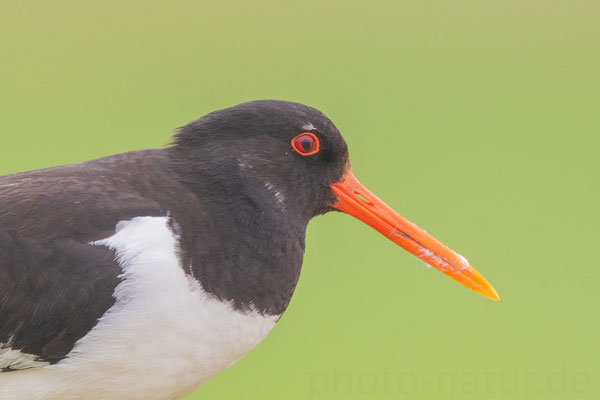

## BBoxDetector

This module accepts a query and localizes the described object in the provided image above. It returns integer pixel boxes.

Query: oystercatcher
[0,100,498,399]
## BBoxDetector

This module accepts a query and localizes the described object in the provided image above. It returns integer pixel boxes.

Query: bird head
[171,100,499,300]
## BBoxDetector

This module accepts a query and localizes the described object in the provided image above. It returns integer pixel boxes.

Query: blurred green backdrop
[1,0,598,399]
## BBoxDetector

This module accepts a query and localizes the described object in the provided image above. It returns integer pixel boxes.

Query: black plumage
[0,100,349,367]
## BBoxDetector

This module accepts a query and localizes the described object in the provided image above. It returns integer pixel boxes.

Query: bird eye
[291,133,320,156]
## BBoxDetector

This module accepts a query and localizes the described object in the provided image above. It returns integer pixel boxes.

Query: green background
[1,1,598,399]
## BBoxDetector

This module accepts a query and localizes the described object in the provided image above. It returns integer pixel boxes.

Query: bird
[0,100,499,399]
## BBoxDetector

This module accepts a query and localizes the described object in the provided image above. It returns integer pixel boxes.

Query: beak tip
[482,286,501,301]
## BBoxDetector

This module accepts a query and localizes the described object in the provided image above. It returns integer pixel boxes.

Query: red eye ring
[291,132,320,156]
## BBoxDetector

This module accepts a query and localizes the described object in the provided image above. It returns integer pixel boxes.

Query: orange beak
[330,171,499,301]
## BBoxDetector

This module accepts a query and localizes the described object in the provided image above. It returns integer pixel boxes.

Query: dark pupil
[301,138,312,151]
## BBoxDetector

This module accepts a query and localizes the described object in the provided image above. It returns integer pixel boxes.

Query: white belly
[0,217,278,400]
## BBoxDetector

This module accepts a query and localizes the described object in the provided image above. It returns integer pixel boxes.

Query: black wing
[0,150,171,371]
[0,229,121,369]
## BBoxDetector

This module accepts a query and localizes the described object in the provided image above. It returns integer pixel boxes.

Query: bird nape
[0,100,498,400]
